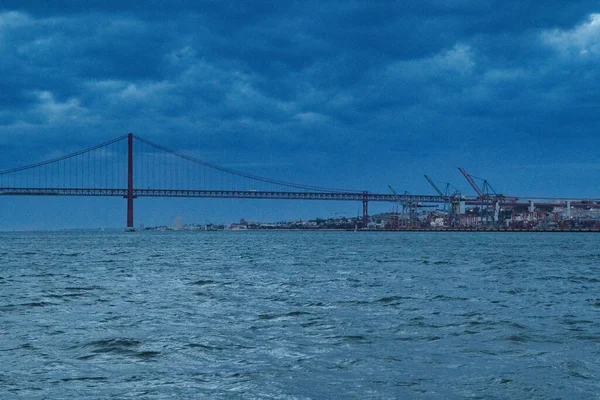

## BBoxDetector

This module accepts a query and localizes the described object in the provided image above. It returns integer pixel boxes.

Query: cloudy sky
[1,1,600,229]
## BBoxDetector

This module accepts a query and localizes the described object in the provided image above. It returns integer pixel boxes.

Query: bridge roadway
[4,187,600,228]
[0,187,449,203]
[5,188,600,208]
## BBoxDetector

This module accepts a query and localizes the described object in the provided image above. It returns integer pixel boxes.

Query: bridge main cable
[0,135,129,175]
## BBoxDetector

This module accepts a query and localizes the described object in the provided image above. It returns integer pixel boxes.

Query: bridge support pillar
[126,133,135,231]
[362,191,368,226]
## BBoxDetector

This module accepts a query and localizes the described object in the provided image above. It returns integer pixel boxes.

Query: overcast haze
[1,1,600,229]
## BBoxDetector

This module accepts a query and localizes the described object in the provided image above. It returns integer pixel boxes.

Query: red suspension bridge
[0,133,447,230]
[1,133,598,230]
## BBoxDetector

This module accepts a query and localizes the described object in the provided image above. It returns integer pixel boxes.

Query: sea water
[1,231,599,399]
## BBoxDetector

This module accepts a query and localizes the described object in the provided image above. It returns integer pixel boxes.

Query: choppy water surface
[1,231,599,399]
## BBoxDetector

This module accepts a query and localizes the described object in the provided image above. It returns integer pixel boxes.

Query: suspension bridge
[0,133,447,230]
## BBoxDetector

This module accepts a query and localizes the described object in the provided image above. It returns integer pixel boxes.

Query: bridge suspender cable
[133,135,360,193]
[0,133,363,193]
[0,135,130,175]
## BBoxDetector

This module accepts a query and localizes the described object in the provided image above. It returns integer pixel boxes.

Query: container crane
[424,175,464,227]
[388,185,419,228]
[424,175,463,199]
[458,168,484,199]
[424,175,444,197]
[457,168,503,225]
[424,174,449,214]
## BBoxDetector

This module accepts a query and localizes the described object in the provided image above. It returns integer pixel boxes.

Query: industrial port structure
[381,168,600,231]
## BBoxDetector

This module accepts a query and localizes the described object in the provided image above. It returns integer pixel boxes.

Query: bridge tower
[362,191,369,226]
[126,133,135,231]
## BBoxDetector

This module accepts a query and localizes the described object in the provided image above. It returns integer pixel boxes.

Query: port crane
[457,168,503,225]
[458,168,484,199]
[424,175,462,200]
[424,175,444,197]
[424,175,462,226]
[388,185,419,227]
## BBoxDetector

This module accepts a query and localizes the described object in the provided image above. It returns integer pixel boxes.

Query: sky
[1,1,600,229]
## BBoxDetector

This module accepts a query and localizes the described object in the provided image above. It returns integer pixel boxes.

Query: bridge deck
[4,188,598,207]
[0,187,449,203]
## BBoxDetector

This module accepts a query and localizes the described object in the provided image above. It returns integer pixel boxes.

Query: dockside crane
[386,185,401,229]
[458,168,484,199]
[424,175,462,226]
[424,175,462,200]
[388,185,419,228]
[424,175,444,197]
[387,184,400,213]
[424,174,448,214]
[457,168,502,226]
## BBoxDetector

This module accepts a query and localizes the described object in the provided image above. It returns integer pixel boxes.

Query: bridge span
[0,186,449,228]
[0,187,445,203]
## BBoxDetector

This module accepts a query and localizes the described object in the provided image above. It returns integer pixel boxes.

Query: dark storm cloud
[1,1,599,194]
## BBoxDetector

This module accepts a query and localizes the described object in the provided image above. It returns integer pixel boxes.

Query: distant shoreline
[355,228,600,233]
[142,227,600,233]
[2,228,599,234]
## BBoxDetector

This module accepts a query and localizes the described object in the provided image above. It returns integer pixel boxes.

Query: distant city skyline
[1,2,600,230]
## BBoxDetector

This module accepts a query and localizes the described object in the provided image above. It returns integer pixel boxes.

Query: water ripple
[1,231,599,399]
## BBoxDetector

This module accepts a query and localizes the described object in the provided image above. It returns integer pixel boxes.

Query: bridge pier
[126,133,135,231]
